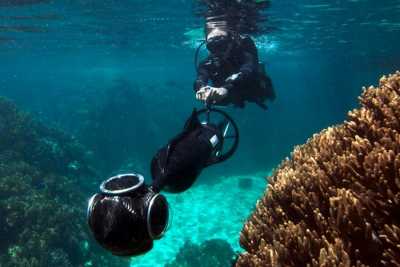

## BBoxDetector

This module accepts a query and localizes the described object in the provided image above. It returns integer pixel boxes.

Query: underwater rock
[166,239,236,267]
[0,97,128,267]
[237,71,400,266]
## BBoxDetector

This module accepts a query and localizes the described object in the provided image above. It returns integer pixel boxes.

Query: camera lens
[100,173,144,195]
[147,194,169,239]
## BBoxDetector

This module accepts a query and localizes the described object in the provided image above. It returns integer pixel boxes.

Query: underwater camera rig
[87,108,239,256]
[151,107,239,192]
[87,173,169,256]
[198,107,239,164]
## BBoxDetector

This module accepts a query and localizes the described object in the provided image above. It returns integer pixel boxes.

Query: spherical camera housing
[87,173,169,256]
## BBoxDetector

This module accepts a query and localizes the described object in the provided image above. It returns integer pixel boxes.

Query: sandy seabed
[130,171,270,267]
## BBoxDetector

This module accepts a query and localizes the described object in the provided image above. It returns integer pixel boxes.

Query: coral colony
[237,72,400,266]
[0,97,128,267]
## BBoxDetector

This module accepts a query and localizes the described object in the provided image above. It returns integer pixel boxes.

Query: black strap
[194,40,207,73]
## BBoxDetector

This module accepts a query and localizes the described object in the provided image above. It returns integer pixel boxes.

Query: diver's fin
[258,63,276,102]
[264,76,276,101]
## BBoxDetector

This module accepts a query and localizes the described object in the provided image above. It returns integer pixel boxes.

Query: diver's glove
[195,86,211,101]
[208,87,228,104]
[196,86,228,104]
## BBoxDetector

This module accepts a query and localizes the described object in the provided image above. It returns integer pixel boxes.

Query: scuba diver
[194,23,275,109]
[194,0,275,109]
[87,108,239,256]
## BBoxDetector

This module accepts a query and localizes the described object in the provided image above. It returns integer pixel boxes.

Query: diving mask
[206,35,233,55]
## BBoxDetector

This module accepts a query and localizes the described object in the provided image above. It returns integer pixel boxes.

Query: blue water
[0,0,399,266]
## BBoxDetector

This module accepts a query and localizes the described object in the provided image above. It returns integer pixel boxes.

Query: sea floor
[130,171,270,267]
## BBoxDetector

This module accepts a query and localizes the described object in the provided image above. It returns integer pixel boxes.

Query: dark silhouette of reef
[166,239,236,267]
[237,71,400,266]
[78,79,156,175]
[0,97,128,267]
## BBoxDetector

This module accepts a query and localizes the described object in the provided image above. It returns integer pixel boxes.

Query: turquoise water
[131,172,269,267]
[0,0,399,266]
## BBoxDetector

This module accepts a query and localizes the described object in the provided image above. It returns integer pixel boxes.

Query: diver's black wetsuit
[194,34,272,108]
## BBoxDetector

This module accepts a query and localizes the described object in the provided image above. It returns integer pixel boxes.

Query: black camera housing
[87,173,169,256]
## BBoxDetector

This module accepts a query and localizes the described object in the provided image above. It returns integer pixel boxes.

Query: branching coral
[237,71,400,267]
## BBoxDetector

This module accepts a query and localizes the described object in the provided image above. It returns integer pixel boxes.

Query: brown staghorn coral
[237,71,400,267]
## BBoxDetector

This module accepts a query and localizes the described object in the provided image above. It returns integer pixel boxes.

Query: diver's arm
[239,51,258,79]
[194,60,211,92]
[223,51,258,91]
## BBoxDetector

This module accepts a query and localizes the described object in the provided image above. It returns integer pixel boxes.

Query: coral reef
[0,96,92,178]
[165,239,236,267]
[0,97,128,267]
[237,72,400,266]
